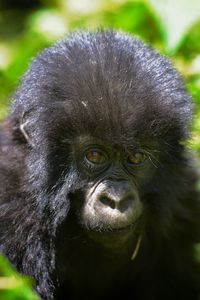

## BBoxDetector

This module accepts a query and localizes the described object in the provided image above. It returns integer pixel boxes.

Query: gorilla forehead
[13,30,191,142]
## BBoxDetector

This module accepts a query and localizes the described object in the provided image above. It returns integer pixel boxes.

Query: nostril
[99,196,116,209]
[119,197,134,212]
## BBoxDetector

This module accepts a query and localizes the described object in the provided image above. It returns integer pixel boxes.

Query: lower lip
[90,223,135,234]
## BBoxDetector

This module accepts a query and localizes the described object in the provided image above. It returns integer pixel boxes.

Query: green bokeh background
[0,0,199,299]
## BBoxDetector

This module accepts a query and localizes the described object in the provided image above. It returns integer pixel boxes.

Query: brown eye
[86,150,107,164]
[127,152,146,165]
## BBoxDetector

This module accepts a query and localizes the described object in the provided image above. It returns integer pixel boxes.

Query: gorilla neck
[55,214,140,298]
[56,231,136,298]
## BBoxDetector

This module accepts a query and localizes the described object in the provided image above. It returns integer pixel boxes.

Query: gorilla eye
[86,150,107,164]
[127,152,146,165]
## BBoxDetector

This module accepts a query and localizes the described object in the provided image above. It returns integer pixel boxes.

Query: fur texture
[0,30,200,300]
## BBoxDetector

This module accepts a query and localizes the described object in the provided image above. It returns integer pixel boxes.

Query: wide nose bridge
[106,180,131,202]
[98,179,135,211]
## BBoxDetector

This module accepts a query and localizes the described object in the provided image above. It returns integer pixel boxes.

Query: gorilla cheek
[81,180,143,231]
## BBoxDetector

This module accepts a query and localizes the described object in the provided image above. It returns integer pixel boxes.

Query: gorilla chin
[85,228,140,257]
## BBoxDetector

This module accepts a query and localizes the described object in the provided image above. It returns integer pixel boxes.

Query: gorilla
[0,30,200,300]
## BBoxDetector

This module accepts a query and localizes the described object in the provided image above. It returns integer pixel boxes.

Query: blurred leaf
[178,21,200,59]
[149,0,200,52]
[187,76,200,103]
[0,255,39,300]
[103,2,162,44]
[195,243,200,262]
[4,32,50,87]
[28,9,68,40]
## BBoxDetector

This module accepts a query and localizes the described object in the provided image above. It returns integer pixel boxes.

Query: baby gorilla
[0,30,200,300]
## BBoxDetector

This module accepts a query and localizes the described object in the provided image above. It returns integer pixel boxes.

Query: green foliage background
[0,0,199,299]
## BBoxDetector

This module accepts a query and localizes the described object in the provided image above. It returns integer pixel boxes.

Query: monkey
[0,30,200,300]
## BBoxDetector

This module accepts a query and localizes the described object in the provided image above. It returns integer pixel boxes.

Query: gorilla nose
[85,180,142,230]
[99,194,134,212]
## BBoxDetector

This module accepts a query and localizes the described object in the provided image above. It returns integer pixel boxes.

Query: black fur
[0,30,200,300]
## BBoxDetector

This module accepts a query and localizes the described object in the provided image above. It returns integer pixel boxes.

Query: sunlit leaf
[149,0,200,52]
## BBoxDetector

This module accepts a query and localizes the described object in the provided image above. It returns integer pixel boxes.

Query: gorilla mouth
[89,221,136,234]
[86,222,142,260]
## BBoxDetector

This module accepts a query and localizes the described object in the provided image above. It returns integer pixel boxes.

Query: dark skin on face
[70,136,148,247]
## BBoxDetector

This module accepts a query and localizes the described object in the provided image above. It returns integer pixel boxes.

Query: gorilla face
[34,126,159,251]
[72,137,143,232]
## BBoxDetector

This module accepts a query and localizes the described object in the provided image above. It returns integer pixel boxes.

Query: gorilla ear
[20,112,34,147]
